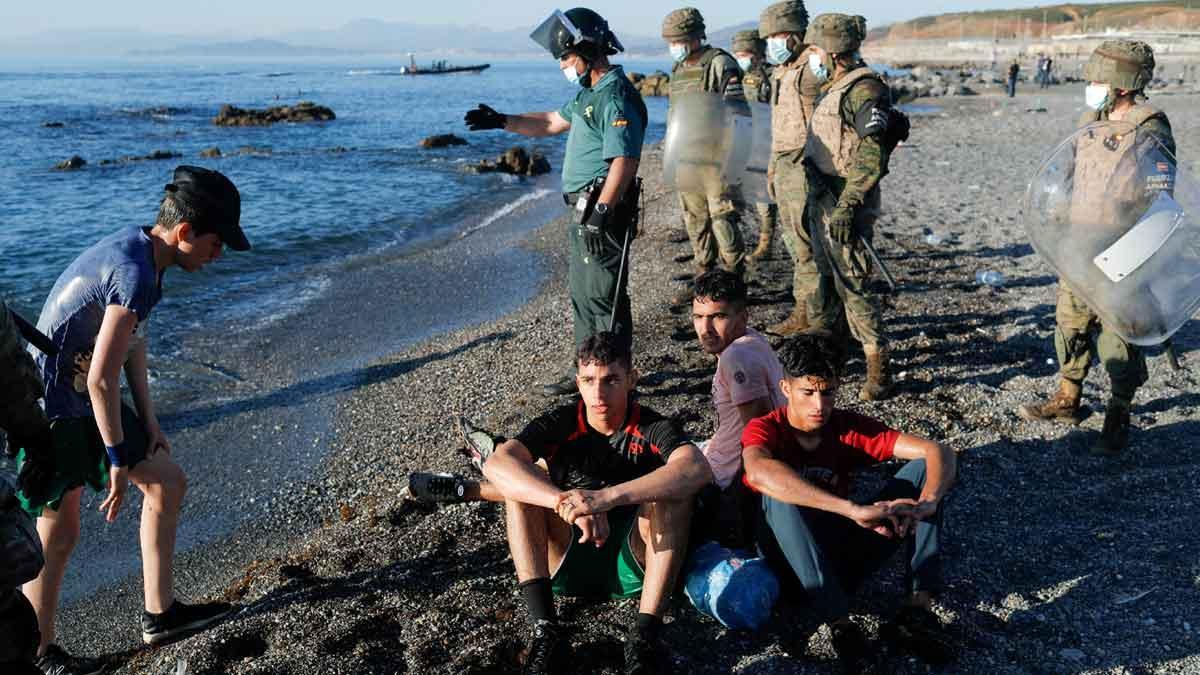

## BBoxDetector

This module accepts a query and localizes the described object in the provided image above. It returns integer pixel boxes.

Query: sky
[0,1,1149,39]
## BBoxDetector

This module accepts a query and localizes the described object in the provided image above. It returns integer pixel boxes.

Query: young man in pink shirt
[689,269,785,546]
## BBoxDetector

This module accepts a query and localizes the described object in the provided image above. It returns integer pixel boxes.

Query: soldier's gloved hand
[464,104,507,131]
[581,207,608,256]
[828,207,857,245]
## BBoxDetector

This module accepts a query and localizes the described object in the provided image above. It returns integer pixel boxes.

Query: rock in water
[214,102,336,127]
[467,147,551,177]
[637,71,670,97]
[419,134,468,149]
[54,156,86,170]
[200,147,222,158]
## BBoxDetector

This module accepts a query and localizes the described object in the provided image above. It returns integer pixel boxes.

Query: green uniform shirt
[558,65,648,193]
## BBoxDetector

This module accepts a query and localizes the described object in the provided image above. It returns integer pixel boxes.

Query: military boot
[860,347,893,402]
[766,307,809,337]
[670,266,711,306]
[747,226,773,262]
[1090,398,1132,457]
[1016,379,1084,425]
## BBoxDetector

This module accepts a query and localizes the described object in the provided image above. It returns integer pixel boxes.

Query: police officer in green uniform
[0,301,51,674]
[465,8,646,397]
[758,0,829,337]
[1017,40,1174,456]
[662,7,748,298]
[804,14,897,401]
[731,28,779,267]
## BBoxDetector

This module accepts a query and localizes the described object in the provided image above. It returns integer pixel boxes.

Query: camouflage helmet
[1084,40,1156,91]
[759,1,809,37]
[806,13,867,54]
[662,7,706,41]
[731,29,763,55]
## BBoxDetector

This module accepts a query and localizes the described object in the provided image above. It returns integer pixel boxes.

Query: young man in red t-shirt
[742,332,957,670]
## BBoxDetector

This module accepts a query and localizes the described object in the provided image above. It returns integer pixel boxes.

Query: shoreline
[57,90,1200,674]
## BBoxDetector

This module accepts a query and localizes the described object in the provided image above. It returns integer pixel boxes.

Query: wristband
[105,440,129,467]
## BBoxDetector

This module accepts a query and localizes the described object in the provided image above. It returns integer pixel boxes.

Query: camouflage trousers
[807,185,886,350]
[1055,284,1147,401]
[755,202,778,240]
[773,154,827,316]
[679,189,745,272]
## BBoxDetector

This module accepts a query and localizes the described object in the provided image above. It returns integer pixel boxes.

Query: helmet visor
[530,9,583,59]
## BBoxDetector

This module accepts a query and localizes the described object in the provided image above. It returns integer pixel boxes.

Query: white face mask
[1085,83,1111,110]
[736,56,753,72]
[766,36,792,65]
[562,57,584,86]
[669,43,690,63]
[808,52,830,83]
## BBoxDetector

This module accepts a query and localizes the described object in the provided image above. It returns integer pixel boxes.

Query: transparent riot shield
[1023,121,1200,345]
[662,92,753,195]
[738,101,773,203]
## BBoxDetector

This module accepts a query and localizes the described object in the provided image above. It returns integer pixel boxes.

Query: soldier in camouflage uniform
[0,300,50,674]
[1017,40,1174,457]
[757,1,833,337]
[663,7,748,296]
[731,29,779,267]
[803,14,897,401]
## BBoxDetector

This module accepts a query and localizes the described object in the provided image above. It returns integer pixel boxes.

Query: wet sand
[56,87,1200,674]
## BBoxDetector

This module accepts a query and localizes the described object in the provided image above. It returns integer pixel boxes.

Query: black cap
[165,165,250,251]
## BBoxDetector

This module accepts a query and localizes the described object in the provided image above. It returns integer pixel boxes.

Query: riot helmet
[531,8,624,60]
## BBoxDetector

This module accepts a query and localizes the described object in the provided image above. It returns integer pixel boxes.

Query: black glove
[580,206,609,256]
[464,104,507,131]
[828,207,857,246]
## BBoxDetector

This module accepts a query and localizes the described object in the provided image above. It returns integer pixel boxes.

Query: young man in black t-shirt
[482,332,711,675]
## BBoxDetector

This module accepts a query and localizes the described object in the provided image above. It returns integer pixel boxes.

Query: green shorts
[16,404,149,516]
[551,505,645,599]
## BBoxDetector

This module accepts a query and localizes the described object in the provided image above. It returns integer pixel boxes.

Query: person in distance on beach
[802,13,903,401]
[483,332,709,675]
[1016,40,1175,457]
[662,7,749,304]
[464,8,647,398]
[16,166,249,674]
[742,332,957,671]
[687,269,785,547]
[730,29,780,273]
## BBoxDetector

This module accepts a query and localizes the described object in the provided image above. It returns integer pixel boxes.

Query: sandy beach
[53,85,1200,674]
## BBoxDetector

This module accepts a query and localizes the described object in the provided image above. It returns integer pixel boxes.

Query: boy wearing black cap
[17,166,249,673]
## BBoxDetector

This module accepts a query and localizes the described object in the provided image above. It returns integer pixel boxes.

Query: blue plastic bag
[683,541,779,630]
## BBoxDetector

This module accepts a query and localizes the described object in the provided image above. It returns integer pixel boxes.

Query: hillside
[872,1,1200,42]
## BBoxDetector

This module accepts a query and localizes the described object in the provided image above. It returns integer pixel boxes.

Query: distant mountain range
[873,1,1200,42]
[0,17,771,60]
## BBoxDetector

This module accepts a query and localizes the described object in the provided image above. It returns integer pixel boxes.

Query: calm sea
[0,58,670,362]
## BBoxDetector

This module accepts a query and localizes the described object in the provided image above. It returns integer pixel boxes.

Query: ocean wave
[459,188,556,239]
[261,72,296,78]
[346,70,403,77]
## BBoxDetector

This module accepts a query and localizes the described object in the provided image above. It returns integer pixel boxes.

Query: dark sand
[53,87,1200,674]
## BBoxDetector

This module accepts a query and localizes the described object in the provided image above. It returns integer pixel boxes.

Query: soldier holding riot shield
[1017,41,1177,456]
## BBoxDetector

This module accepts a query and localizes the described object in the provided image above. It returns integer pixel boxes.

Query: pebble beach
[50,85,1200,675]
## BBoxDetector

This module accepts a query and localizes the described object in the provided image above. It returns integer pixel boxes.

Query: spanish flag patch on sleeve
[612,117,629,128]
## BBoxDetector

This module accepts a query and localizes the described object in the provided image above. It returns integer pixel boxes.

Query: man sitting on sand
[405,270,781,553]
[742,332,957,671]
[689,269,786,546]
[17,166,248,674]
[480,332,709,675]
